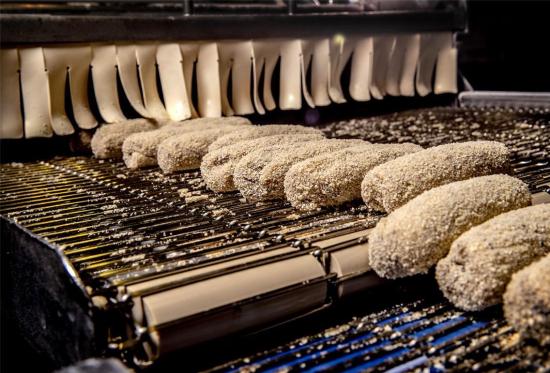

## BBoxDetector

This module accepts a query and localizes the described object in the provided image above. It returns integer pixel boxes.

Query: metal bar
[1,9,466,44]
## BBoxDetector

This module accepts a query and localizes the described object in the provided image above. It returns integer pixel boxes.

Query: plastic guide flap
[299,39,315,109]
[0,33,457,138]
[399,33,421,97]
[434,33,458,94]
[135,44,169,120]
[156,43,192,121]
[179,43,200,118]
[44,46,97,131]
[416,32,452,96]
[196,42,222,118]
[0,49,23,138]
[279,40,303,110]
[329,34,354,103]
[19,47,54,138]
[116,44,151,118]
[43,46,76,136]
[91,44,126,123]
[386,35,409,96]
[310,38,331,106]
[252,39,279,112]
[349,36,374,102]
[218,41,255,116]
[370,35,395,100]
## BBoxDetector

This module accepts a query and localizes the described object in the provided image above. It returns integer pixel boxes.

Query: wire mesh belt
[1,106,549,370]
[0,159,375,288]
[209,299,549,373]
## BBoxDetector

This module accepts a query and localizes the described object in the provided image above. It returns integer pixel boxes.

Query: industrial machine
[1,1,548,371]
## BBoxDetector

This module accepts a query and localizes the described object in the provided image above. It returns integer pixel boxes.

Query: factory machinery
[1,1,549,371]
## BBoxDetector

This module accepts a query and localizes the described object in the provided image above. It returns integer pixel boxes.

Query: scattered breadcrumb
[185,195,209,204]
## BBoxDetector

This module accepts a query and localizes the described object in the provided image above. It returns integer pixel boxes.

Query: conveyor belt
[0,158,375,287]
[1,106,549,369]
[209,298,549,373]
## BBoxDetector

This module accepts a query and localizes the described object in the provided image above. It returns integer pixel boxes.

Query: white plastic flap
[156,43,192,121]
[218,41,255,115]
[91,44,126,123]
[196,43,222,117]
[279,40,303,110]
[0,49,24,139]
[329,34,353,104]
[399,33,421,97]
[116,44,150,118]
[386,35,408,96]
[300,39,315,109]
[42,48,76,135]
[218,42,234,116]
[416,33,445,97]
[67,47,97,129]
[310,38,331,106]
[253,40,279,112]
[370,35,395,100]
[179,43,200,118]
[250,41,265,115]
[434,33,458,94]
[135,44,169,119]
[44,46,97,131]
[349,37,374,102]
[19,47,54,138]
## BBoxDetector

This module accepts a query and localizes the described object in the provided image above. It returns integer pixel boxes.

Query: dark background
[459,0,550,92]
[1,1,549,372]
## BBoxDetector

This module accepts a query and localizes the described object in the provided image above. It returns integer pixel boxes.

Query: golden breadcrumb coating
[369,175,531,279]
[504,254,550,346]
[284,143,422,211]
[436,204,550,311]
[362,141,511,212]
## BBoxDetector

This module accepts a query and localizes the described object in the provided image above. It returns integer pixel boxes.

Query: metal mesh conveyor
[1,106,549,369]
[209,299,550,373]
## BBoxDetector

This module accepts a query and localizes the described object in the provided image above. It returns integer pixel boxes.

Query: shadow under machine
[1,1,549,372]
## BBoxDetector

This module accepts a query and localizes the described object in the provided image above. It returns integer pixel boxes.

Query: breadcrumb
[504,254,550,346]
[201,133,325,192]
[235,139,368,201]
[436,204,550,311]
[122,117,250,169]
[208,125,324,152]
[284,143,422,211]
[362,141,511,212]
[91,118,159,159]
[368,175,531,279]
